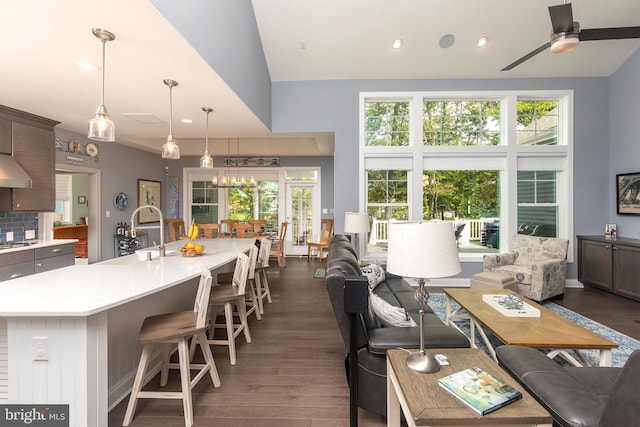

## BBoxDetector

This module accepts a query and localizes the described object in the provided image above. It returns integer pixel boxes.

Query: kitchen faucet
[130,205,165,256]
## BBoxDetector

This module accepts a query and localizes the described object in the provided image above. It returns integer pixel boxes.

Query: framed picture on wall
[137,179,162,223]
[616,172,640,215]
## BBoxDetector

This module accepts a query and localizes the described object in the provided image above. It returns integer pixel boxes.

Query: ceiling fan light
[550,22,580,54]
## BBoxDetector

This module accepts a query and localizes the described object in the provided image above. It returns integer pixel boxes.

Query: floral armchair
[483,234,569,301]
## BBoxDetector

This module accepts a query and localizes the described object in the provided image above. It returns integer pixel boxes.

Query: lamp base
[406,351,441,374]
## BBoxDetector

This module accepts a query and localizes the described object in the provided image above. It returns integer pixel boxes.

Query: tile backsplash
[0,212,39,243]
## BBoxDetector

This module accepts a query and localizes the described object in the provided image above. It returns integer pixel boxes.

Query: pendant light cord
[100,39,106,105]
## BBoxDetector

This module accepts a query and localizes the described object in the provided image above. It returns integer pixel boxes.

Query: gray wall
[610,49,640,238]
[55,129,166,260]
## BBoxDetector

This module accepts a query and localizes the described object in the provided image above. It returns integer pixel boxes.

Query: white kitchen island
[0,238,254,427]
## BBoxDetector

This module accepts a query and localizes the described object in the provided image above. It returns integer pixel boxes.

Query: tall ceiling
[0,0,638,157]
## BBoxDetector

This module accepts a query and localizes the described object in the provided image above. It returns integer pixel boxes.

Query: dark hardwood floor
[109,257,640,426]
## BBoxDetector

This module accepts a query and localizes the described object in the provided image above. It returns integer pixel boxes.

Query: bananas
[187,221,199,240]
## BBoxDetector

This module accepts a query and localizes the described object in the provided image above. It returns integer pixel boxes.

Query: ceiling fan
[502,2,640,71]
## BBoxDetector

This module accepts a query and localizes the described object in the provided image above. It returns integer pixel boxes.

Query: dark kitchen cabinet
[0,105,59,211]
[577,235,640,301]
[34,243,75,273]
[0,243,75,282]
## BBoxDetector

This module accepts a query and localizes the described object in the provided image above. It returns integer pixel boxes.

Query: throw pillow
[361,263,385,291]
[368,292,417,328]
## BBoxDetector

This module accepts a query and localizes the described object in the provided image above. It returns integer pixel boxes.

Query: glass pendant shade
[161,79,180,159]
[88,105,115,142]
[162,136,180,160]
[88,28,115,142]
[200,107,214,168]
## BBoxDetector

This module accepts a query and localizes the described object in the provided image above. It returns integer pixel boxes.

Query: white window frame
[359,91,574,263]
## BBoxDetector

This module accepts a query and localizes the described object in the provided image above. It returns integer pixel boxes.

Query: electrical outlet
[6,232,13,241]
[33,337,48,361]
[26,230,35,240]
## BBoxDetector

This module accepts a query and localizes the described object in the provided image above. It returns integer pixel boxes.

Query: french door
[285,183,320,256]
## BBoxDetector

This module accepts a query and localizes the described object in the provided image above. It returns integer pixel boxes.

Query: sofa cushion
[368,292,417,327]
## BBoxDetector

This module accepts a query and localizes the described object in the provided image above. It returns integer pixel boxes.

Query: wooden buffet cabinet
[54,225,88,258]
[577,235,640,301]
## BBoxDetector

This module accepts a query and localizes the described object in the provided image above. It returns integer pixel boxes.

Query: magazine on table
[438,367,522,415]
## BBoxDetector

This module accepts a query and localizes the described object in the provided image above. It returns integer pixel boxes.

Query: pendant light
[200,107,214,168]
[88,28,116,142]
[161,79,180,159]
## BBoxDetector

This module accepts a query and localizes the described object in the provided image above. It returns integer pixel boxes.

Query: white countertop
[0,239,253,317]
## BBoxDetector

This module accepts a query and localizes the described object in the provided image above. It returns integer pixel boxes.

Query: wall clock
[114,192,129,210]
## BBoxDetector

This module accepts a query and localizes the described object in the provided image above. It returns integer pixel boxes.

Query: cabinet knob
[36,263,42,267]
[52,248,62,253]
[10,273,22,278]
[605,245,610,249]
[613,246,617,251]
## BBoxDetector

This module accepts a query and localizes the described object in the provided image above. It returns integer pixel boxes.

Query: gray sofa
[325,235,470,417]
[496,345,640,427]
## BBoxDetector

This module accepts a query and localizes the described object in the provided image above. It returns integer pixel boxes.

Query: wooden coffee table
[386,348,552,427]
[443,288,617,366]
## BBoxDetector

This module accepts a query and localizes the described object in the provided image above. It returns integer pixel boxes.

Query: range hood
[0,154,32,188]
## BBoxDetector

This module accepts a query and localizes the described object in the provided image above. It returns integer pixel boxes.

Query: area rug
[426,293,639,368]
[313,268,326,279]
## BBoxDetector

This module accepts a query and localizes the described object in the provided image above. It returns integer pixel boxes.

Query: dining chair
[307,218,334,261]
[207,251,252,365]
[164,218,186,242]
[248,219,268,235]
[123,269,220,427]
[198,223,220,238]
[254,238,273,314]
[269,221,288,268]
[220,219,238,238]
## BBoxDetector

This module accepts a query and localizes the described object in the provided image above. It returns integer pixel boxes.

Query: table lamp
[386,221,461,373]
[344,212,370,257]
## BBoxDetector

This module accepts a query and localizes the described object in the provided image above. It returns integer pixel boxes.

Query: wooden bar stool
[165,218,186,242]
[269,221,288,268]
[215,245,261,321]
[254,238,273,314]
[208,251,251,365]
[123,269,220,427]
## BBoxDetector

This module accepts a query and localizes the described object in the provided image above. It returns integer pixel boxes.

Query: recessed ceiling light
[476,36,489,48]
[439,34,455,49]
[181,119,192,124]
[392,38,404,49]
[76,61,98,71]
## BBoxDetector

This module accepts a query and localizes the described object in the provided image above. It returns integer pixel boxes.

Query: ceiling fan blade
[579,27,640,41]
[501,42,551,71]
[549,3,574,33]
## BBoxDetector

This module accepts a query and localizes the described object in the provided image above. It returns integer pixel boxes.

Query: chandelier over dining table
[211,138,256,189]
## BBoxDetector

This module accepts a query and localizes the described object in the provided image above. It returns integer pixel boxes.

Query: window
[55,174,72,223]
[191,181,219,224]
[516,100,559,145]
[366,170,409,221]
[360,91,572,261]
[227,180,279,230]
[517,171,558,237]
[423,101,500,146]
[364,101,410,146]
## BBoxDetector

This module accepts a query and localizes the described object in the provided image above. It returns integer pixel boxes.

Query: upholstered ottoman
[470,271,519,292]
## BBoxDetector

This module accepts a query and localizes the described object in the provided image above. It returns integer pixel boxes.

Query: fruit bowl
[180,243,205,257]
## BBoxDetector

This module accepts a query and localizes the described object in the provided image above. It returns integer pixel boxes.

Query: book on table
[438,367,522,415]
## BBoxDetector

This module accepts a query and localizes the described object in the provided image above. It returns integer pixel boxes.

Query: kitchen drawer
[0,249,34,265]
[35,243,75,260]
[0,261,34,281]
[34,254,74,273]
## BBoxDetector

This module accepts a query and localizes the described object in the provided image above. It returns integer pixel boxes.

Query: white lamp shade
[386,221,461,279]
[344,212,370,233]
